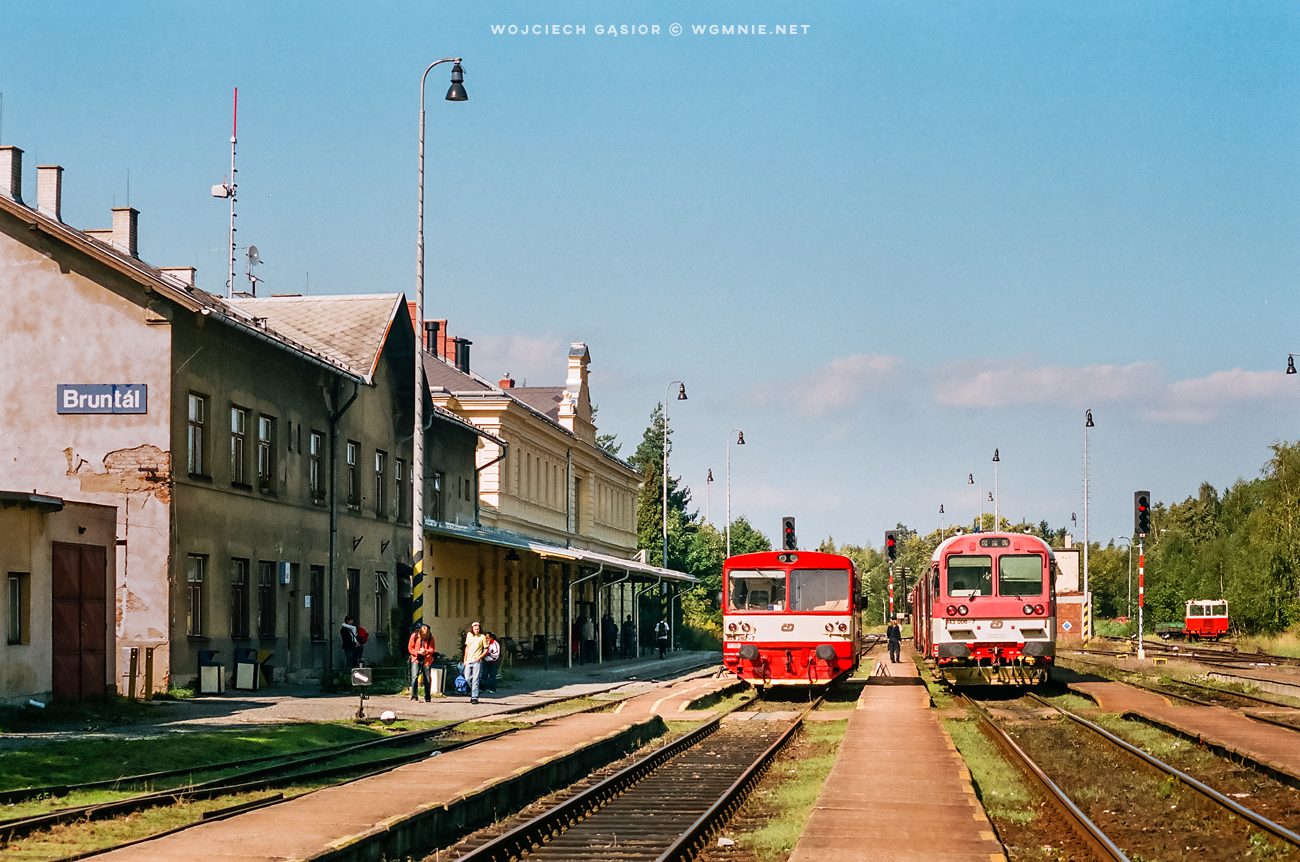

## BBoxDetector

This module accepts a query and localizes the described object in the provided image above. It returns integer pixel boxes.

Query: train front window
[727,570,787,611]
[998,555,1044,597]
[790,569,850,611]
[947,556,992,597]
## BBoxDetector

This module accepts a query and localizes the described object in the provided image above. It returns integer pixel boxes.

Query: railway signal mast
[1134,491,1151,660]
[884,530,898,621]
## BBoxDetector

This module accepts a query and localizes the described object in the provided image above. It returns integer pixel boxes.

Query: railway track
[0,683,644,845]
[449,696,818,862]
[1082,638,1300,668]
[960,687,1300,861]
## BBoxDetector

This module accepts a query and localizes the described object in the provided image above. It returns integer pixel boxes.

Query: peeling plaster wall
[0,221,173,692]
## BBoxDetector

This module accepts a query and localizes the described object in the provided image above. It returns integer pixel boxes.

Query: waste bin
[429,665,446,696]
[533,634,548,659]
[234,647,260,691]
[198,650,224,694]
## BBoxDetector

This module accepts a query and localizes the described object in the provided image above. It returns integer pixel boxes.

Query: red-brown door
[52,542,108,701]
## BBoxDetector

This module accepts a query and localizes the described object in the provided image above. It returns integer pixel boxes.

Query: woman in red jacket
[408,624,436,701]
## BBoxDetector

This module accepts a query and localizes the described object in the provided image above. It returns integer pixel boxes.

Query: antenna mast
[228,88,238,297]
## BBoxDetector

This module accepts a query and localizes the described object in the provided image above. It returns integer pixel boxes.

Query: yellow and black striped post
[1082,593,1092,642]
[412,547,424,628]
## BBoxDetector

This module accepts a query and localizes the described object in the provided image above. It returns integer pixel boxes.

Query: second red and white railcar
[722,551,860,687]
[913,532,1056,685]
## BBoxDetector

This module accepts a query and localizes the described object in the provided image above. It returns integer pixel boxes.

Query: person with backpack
[655,618,670,659]
[483,631,501,694]
[340,615,365,667]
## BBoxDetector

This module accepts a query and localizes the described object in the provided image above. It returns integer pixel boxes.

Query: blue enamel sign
[57,384,148,414]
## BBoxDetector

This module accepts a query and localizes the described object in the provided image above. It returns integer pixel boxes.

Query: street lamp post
[705,469,713,525]
[939,504,945,540]
[662,381,687,568]
[992,449,1000,531]
[726,429,744,557]
[1083,409,1094,641]
[968,473,983,531]
[413,58,467,631]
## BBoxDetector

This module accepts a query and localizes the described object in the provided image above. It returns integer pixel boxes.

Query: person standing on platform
[483,631,501,693]
[582,615,596,664]
[463,621,487,704]
[886,618,902,663]
[602,613,617,660]
[621,615,635,659]
[340,615,363,667]
[655,618,670,658]
[408,624,435,701]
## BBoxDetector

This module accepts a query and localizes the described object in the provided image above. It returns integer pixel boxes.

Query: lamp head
[676,382,687,400]
[707,469,713,483]
[988,492,994,502]
[1289,355,1297,375]
[939,504,944,514]
[992,448,999,462]
[968,473,974,485]
[445,62,468,101]
[736,430,745,445]
[1085,409,1094,428]
[504,548,520,565]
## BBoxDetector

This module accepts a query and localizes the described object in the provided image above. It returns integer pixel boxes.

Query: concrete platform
[1070,680,1300,783]
[787,650,1006,862]
[89,672,736,862]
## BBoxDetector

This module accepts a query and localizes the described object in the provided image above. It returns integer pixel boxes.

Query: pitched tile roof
[227,294,405,383]
[509,387,566,421]
[423,353,491,392]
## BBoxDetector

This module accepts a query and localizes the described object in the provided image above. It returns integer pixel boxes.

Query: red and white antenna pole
[228,88,238,297]
[1137,539,1145,660]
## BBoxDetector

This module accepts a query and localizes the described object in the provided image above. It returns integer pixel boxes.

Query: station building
[0,144,479,692]
[417,321,694,663]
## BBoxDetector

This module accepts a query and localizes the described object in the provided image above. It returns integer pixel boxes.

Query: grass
[912,656,955,708]
[0,696,165,734]
[1038,692,1097,712]
[0,723,385,792]
[1237,630,1300,659]
[686,688,752,713]
[731,720,848,861]
[943,717,1038,825]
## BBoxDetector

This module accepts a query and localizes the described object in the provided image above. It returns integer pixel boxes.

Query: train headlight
[957,605,968,616]
[946,604,957,616]
[1034,604,1045,615]
[838,622,848,632]
[728,623,737,633]
[824,623,835,633]
[1023,604,1035,615]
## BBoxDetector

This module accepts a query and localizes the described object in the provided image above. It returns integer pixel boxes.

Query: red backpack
[357,626,369,645]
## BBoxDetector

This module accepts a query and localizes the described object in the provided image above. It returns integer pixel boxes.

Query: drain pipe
[567,563,603,669]
[326,378,359,674]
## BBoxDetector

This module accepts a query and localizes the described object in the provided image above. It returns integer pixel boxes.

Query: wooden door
[51,542,108,701]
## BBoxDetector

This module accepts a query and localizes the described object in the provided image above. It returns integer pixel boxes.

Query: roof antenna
[246,245,263,296]
[210,88,238,297]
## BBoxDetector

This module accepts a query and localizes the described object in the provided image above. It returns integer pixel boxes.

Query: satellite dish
[248,245,260,264]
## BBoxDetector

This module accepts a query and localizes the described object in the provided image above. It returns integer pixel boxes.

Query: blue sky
[3,2,1297,549]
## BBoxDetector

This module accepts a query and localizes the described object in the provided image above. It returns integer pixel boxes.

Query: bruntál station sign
[57,384,148,414]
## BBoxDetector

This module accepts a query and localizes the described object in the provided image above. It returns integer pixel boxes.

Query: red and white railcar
[722,551,860,687]
[913,532,1056,685]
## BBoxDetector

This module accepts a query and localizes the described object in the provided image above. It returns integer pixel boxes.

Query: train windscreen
[727,569,787,611]
[997,555,1045,596]
[947,555,992,597]
[790,569,850,611]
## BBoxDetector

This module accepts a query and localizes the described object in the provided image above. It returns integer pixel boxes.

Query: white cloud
[934,357,1161,408]
[470,335,566,385]
[1140,368,1292,424]
[747,353,900,415]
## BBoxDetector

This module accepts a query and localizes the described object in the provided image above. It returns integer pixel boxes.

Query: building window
[309,565,325,641]
[230,406,249,486]
[257,561,276,637]
[8,573,30,645]
[375,572,389,636]
[374,450,387,517]
[433,472,444,523]
[346,441,360,507]
[310,431,325,503]
[258,416,276,492]
[394,458,407,520]
[186,555,206,637]
[346,568,361,622]
[188,394,207,476]
[231,558,250,638]
[433,576,441,618]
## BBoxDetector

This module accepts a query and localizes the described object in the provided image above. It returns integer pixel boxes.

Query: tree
[631,403,694,567]
[591,403,620,456]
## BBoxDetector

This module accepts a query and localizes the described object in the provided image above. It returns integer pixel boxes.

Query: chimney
[111,207,139,257]
[454,338,472,374]
[37,165,63,222]
[0,146,21,202]
[498,374,515,389]
[424,320,441,355]
[433,320,450,360]
[159,266,196,287]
